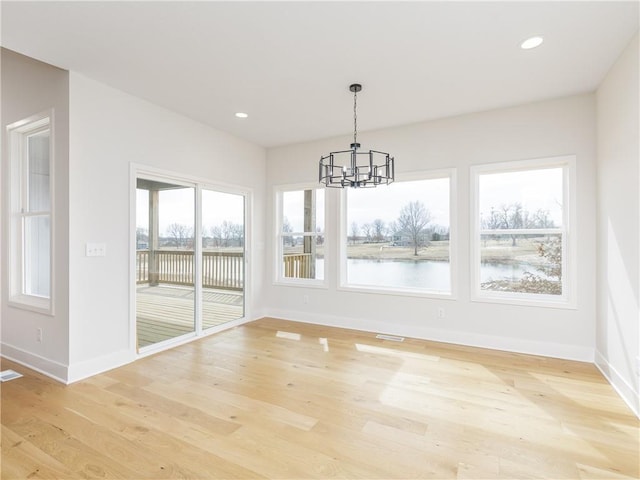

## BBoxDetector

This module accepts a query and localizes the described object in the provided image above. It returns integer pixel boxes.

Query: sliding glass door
[201,189,245,329]
[136,179,196,348]
[135,175,246,351]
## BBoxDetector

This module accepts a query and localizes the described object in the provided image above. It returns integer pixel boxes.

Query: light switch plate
[86,243,106,257]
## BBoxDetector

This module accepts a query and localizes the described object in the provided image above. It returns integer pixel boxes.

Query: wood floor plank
[2,317,639,479]
[1,425,79,479]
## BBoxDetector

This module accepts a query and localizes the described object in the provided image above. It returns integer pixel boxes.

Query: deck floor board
[136,285,243,347]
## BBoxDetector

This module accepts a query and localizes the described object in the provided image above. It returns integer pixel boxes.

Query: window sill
[471,292,576,310]
[8,295,53,316]
[338,283,455,300]
[273,279,328,289]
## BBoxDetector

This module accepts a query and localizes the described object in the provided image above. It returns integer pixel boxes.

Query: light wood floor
[2,318,638,479]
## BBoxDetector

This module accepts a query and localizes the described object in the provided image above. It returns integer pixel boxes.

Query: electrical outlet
[36,328,43,343]
[437,307,445,319]
[303,295,309,304]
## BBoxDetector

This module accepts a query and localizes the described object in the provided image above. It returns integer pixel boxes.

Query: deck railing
[137,250,315,287]
[137,250,244,290]
[283,253,313,278]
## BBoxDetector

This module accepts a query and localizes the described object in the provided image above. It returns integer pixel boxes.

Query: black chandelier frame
[319,84,395,188]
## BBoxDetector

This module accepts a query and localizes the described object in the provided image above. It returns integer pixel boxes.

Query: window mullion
[480,227,563,235]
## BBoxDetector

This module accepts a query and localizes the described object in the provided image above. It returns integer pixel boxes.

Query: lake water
[317,258,537,291]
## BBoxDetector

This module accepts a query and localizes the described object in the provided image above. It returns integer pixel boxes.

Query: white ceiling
[2,1,638,148]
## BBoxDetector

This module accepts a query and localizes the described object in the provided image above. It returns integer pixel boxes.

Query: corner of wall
[66,348,135,384]
[595,32,639,419]
[595,349,640,418]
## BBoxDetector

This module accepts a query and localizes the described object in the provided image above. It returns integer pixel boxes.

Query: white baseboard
[595,350,640,419]
[263,308,595,362]
[1,343,68,383]
[66,349,137,384]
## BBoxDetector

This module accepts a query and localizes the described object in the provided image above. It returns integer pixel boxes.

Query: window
[275,186,325,284]
[8,113,53,312]
[471,156,575,306]
[341,171,454,295]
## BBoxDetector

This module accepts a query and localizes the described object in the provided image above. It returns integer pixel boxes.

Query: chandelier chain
[353,88,358,147]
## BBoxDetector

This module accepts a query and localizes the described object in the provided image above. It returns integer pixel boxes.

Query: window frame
[470,155,576,308]
[338,169,457,298]
[7,111,54,314]
[274,183,327,287]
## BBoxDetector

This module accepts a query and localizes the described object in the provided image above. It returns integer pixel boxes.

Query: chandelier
[319,84,395,188]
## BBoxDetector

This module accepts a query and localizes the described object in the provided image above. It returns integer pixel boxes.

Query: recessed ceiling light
[521,36,544,50]
[235,112,248,118]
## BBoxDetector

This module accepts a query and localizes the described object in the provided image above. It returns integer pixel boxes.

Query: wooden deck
[136,285,243,348]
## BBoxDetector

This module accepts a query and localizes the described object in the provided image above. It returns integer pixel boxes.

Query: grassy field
[283,238,548,264]
[344,241,450,261]
[163,236,550,265]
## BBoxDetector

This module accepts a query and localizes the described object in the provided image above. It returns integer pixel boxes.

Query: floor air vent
[0,370,23,382]
[375,334,405,342]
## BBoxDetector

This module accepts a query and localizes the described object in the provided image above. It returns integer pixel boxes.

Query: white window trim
[274,183,327,287]
[338,168,457,298]
[470,155,577,309]
[7,110,54,315]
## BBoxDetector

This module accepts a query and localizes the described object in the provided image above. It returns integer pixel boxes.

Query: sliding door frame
[129,164,252,357]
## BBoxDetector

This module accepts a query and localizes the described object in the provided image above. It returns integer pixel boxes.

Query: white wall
[66,73,266,381]
[265,94,597,361]
[596,33,639,416]
[1,49,70,380]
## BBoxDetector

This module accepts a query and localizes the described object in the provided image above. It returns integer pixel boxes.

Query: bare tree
[210,222,243,248]
[166,223,192,249]
[481,207,502,230]
[282,217,294,246]
[397,201,431,255]
[349,221,359,245]
[231,223,244,246]
[387,221,399,241]
[210,225,222,247]
[372,219,386,243]
[527,209,555,229]
[482,203,555,246]
[361,223,372,243]
[136,227,148,249]
[221,220,234,247]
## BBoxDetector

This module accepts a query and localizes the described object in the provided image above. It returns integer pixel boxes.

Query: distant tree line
[281,217,324,247]
[208,221,244,248]
[349,200,449,256]
[481,202,555,246]
[136,221,244,249]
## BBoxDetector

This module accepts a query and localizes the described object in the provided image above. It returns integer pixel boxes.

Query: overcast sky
[479,167,563,225]
[347,177,450,228]
[137,167,562,235]
[137,188,244,234]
